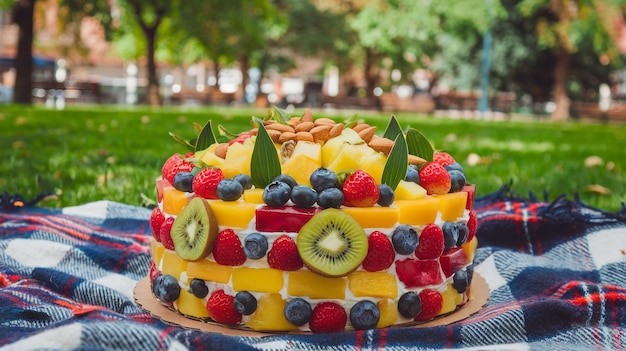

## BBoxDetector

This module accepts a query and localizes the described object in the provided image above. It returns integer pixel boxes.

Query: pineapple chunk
[439,283,462,315]
[281,141,322,186]
[186,259,233,283]
[246,294,298,331]
[377,299,398,328]
[287,270,346,299]
[394,180,427,200]
[348,271,398,298]
[208,200,256,228]
[221,138,255,178]
[395,198,440,225]
[150,238,165,266]
[161,250,188,280]
[243,188,264,204]
[232,268,284,293]
[162,188,189,215]
[326,143,377,174]
[341,206,399,228]
[176,288,210,318]
[437,192,468,221]
[360,152,387,184]
[199,151,225,168]
[321,128,364,164]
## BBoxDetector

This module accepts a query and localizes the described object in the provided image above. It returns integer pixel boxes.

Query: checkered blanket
[0,188,625,351]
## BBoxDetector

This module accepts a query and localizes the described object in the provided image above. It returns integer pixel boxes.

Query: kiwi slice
[297,208,368,277]
[171,197,218,261]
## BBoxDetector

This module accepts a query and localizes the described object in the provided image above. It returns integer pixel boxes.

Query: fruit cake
[147,108,478,333]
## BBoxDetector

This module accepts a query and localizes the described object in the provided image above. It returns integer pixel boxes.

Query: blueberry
[233,291,257,315]
[349,300,380,330]
[317,187,344,209]
[173,172,194,192]
[189,278,209,298]
[309,168,339,192]
[216,178,244,201]
[456,222,469,246]
[152,274,180,302]
[263,181,292,207]
[273,174,297,189]
[233,173,253,190]
[283,298,312,326]
[391,224,419,255]
[290,185,318,208]
[405,165,420,184]
[243,233,268,259]
[452,269,469,293]
[448,170,466,192]
[442,221,459,250]
[445,162,464,173]
[398,291,421,318]
[377,184,395,207]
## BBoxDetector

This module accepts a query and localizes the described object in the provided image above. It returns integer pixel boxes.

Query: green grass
[1,105,625,212]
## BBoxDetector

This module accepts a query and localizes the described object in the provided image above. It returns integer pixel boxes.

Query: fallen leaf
[584,155,603,167]
[585,184,611,195]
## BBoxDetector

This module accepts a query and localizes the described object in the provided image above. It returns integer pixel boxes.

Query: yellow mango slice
[232,268,284,293]
[208,200,256,228]
[281,141,322,186]
[246,294,298,331]
[176,288,210,318]
[348,271,398,298]
[199,151,225,168]
[395,197,440,225]
[161,249,188,279]
[162,188,189,215]
[186,259,233,283]
[462,236,478,263]
[359,152,387,184]
[394,180,427,200]
[221,139,255,178]
[439,283,462,315]
[341,206,399,228]
[437,192,468,221]
[377,299,398,328]
[150,238,165,266]
[243,188,264,204]
[287,270,346,299]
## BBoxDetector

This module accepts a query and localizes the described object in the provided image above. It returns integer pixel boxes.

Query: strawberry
[309,301,347,333]
[159,217,175,250]
[415,224,445,259]
[162,154,195,184]
[228,132,252,145]
[433,151,456,167]
[213,229,246,266]
[149,207,165,242]
[207,290,241,325]
[418,162,451,195]
[414,289,443,321]
[192,167,224,199]
[267,235,303,271]
[362,231,394,272]
[342,169,380,207]
[467,210,477,242]
[149,260,160,283]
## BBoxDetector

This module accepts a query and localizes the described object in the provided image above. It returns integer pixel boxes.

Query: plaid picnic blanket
[0,188,625,351]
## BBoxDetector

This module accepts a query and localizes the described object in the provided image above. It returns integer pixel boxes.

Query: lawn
[1,104,625,212]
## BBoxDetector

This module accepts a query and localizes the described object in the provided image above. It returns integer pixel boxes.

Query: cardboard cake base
[134,273,489,337]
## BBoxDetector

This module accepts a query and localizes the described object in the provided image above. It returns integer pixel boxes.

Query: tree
[10,0,36,104]
[519,0,626,120]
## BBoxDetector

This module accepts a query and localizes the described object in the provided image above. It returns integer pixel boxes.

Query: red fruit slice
[159,217,175,250]
[342,169,380,207]
[267,235,303,271]
[467,210,477,242]
[309,301,347,333]
[207,290,241,325]
[461,184,476,210]
[255,205,321,233]
[149,207,165,242]
[362,231,395,272]
[213,229,247,266]
[395,258,443,288]
[439,248,468,278]
[415,289,443,321]
[415,224,445,260]
[418,162,451,195]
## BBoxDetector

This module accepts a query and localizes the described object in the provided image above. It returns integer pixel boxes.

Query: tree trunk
[144,26,162,107]
[363,48,378,98]
[238,54,249,103]
[551,47,570,121]
[12,0,36,105]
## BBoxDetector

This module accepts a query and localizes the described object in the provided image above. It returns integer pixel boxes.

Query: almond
[214,143,229,159]
[329,123,344,138]
[295,121,315,132]
[408,154,428,166]
[351,123,370,133]
[248,128,258,136]
[314,117,336,126]
[267,129,282,143]
[287,117,301,127]
[368,136,395,155]
[310,124,332,143]
[358,126,377,143]
[295,131,314,142]
[265,122,295,133]
[279,131,297,143]
[301,108,313,123]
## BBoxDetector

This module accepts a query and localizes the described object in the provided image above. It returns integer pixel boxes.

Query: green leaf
[218,124,239,138]
[267,105,288,123]
[169,132,195,152]
[383,115,403,141]
[381,133,408,190]
[251,120,281,188]
[406,128,434,161]
[195,120,217,152]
